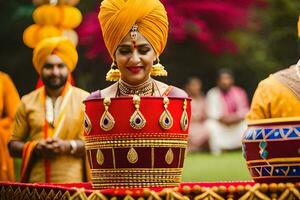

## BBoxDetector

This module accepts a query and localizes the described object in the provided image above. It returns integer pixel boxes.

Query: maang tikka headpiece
[106,24,139,82]
[130,24,138,42]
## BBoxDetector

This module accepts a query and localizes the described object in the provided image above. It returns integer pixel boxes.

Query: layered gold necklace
[117,78,155,96]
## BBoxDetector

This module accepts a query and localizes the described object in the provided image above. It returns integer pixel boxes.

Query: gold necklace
[117,78,155,96]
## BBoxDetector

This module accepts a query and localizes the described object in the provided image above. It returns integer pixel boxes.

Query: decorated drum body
[84,96,191,189]
[242,118,300,183]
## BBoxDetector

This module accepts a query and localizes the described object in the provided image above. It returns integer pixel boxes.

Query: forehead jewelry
[130,24,138,43]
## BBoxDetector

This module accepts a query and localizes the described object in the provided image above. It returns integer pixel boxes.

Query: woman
[83,0,191,189]
[89,0,187,98]
[185,77,210,152]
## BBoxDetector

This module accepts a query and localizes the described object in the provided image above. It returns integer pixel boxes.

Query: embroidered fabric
[273,65,300,100]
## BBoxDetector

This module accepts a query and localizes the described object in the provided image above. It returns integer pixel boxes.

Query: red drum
[84,96,191,189]
[242,117,300,183]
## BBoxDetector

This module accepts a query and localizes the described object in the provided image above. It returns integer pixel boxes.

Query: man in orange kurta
[0,71,20,181]
[8,37,90,183]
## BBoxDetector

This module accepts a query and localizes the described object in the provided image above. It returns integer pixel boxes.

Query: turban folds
[98,0,168,59]
[33,36,78,73]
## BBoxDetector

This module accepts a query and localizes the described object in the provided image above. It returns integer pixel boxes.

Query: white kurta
[206,87,248,154]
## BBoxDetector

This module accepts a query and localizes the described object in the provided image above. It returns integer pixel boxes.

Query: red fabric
[84,97,191,170]
[20,142,38,182]
[84,97,191,136]
[43,120,51,183]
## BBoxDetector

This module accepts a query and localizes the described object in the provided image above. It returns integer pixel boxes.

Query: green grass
[182,151,252,182]
[14,151,252,182]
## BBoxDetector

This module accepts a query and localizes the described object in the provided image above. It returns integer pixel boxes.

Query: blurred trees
[0,0,299,98]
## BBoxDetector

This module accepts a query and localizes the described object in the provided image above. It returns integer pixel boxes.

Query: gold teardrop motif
[84,113,92,135]
[129,110,146,129]
[165,148,174,165]
[159,109,173,130]
[127,147,138,164]
[100,110,115,131]
[180,110,189,131]
[180,99,189,131]
[96,149,105,166]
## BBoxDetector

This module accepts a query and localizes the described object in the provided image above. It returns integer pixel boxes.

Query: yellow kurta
[10,84,89,183]
[0,71,20,181]
[246,76,300,120]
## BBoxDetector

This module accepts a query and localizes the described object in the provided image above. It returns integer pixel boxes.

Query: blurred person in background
[8,37,90,183]
[185,77,210,152]
[247,16,300,120]
[247,60,300,120]
[0,71,20,181]
[206,69,249,155]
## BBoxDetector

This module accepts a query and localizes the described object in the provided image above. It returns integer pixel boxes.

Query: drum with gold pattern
[84,95,191,189]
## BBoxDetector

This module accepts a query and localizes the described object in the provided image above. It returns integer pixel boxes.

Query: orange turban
[98,0,168,59]
[32,36,78,73]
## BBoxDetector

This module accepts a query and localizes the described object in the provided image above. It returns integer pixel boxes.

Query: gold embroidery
[180,99,189,131]
[84,113,92,135]
[85,132,188,140]
[127,147,138,164]
[165,148,174,165]
[178,148,182,168]
[159,97,174,130]
[112,148,116,169]
[99,97,115,131]
[96,149,104,166]
[129,95,146,129]
[88,150,94,169]
[85,139,187,149]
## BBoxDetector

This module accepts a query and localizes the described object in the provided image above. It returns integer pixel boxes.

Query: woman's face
[115,32,156,85]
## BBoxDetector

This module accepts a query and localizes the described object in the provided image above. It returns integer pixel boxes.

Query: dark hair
[186,76,202,85]
[217,68,234,79]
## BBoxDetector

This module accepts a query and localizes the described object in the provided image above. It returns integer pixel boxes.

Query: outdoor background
[1,0,300,96]
[1,0,300,181]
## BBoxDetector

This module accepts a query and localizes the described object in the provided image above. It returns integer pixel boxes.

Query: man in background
[8,36,90,183]
[206,69,249,155]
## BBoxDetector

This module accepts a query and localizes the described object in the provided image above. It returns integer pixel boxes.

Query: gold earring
[151,58,168,77]
[106,62,121,81]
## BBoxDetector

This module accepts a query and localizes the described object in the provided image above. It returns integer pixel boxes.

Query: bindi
[132,41,137,49]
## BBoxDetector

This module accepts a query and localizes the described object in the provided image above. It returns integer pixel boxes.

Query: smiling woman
[115,33,156,86]
[83,0,192,189]
[88,0,187,98]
